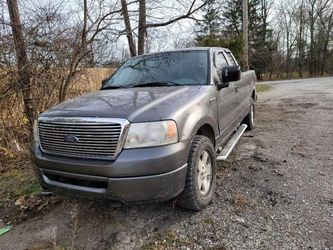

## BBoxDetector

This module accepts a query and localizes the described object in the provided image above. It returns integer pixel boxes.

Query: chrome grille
[38,117,129,160]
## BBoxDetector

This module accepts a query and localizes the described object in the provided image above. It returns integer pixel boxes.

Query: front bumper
[31,140,190,202]
[36,164,187,202]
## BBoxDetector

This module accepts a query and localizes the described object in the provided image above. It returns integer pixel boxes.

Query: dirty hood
[41,86,201,122]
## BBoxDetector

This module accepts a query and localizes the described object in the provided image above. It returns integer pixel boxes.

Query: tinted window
[225,52,237,66]
[103,51,209,88]
[216,52,228,70]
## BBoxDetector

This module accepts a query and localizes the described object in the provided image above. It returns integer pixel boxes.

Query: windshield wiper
[101,85,127,90]
[131,81,184,88]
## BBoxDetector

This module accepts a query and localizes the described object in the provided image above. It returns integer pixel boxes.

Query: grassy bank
[0,167,41,208]
[257,84,272,93]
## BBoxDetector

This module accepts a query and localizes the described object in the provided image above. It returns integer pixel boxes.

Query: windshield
[102,50,209,88]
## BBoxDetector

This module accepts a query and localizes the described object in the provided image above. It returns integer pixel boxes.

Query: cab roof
[133,47,231,58]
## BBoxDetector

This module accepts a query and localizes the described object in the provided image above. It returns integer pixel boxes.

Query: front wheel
[177,135,216,211]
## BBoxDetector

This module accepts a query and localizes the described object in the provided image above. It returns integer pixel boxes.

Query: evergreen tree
[195,0,222,40]
[248,0,275,79]
[222,0,274,78]
[195,0,243,61]
[195,0,275,79]
[223,0,243,36]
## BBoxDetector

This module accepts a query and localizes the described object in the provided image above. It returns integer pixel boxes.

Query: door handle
[235,86,239,94]
[209,97,217,104]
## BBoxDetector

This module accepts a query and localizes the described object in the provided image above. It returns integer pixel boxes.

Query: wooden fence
[75,68,117,91]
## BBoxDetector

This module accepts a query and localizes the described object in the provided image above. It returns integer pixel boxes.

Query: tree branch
[146,0,207,28]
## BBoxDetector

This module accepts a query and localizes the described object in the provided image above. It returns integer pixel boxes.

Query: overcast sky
[6,0,280,60]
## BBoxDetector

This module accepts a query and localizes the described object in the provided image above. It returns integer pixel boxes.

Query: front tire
[244,100,255,131]
[177,135,216,211]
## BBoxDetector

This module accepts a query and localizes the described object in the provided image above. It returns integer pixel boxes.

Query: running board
[216,124,247,161]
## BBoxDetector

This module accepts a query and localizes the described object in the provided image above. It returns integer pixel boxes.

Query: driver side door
[215,51,239,139]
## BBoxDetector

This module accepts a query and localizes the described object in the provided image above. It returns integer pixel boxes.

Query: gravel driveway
[1,77,332,249]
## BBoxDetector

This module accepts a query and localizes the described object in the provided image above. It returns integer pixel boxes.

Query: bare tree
[305,0,330,76]
[318,6,333,75]
[58,0,125,101]
[297,0,306,77]
[58,0,89,101]
[6,0,34,127]
[121,0,207,55]
[243,0,249,71]
[138,0,146,55]
[278,0,298,78]
[121,0,137,57]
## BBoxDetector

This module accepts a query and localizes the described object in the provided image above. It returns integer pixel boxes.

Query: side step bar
[216,124,247,161]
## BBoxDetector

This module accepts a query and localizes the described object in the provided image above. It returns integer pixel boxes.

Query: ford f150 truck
[31,47,257,211]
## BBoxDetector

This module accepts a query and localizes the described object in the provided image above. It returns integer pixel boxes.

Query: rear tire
[177,135,216,211]
[244,99,255,131]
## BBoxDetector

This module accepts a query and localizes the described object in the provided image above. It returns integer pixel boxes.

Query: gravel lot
[1,77,332,249]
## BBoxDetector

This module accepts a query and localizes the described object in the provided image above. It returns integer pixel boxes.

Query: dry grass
[142,229,189,250]
[232,193,248,214]
[0,68,116,210]
[256,84,272,93]
[0,167,41,208]
[261,71,332,81]
[0,68,116,168]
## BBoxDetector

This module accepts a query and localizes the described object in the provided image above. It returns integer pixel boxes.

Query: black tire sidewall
[245,100,255,130]
[177,135,217,211]
[250,101,255,128]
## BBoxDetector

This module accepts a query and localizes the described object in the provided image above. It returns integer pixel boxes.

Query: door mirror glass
[221,66,241,83]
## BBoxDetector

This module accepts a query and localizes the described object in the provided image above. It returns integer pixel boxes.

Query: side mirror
[221,66,241,84]
[215,72,229,89]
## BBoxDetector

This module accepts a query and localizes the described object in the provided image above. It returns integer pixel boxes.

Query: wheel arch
[252,88,257,101]
[196,124,216,147]
[184,115,218,147]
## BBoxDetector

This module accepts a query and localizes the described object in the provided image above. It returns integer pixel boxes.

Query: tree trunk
[298,0,304,78]
[285,29,291,79]
[320,9,333,76]
[242,0,249,71]
[58,0,88,102]
[138,0,146,55]
[309,2,316,76]
[6,0,34,128]
[121,0,136,57]
[58,62,79,102]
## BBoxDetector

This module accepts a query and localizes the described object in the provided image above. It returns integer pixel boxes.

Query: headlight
[124,120,178,149]
[33,119,39,143]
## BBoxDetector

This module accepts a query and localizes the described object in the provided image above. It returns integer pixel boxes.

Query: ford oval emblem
[64,134,79,143]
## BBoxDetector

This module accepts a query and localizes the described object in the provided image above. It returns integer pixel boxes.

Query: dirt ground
[0,77,332,249]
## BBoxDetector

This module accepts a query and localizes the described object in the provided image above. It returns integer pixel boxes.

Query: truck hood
[41,86,201,122]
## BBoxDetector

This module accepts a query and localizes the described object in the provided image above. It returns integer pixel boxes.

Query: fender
[180,113,219,143]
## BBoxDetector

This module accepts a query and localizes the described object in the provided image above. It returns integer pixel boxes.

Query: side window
[225,52,237,66]
[216,52,228,71]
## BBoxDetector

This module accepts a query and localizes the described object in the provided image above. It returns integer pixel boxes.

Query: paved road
[1,77,333,249]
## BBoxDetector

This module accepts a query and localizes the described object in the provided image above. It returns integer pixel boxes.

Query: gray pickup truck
[31,47,257,211]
